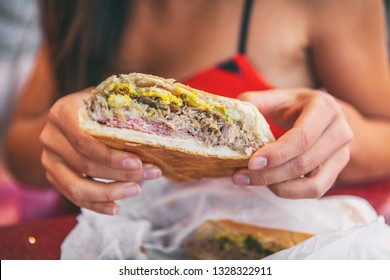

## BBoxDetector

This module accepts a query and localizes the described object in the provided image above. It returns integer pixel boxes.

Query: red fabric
[186,55,272,97]
[184,54,390,222]
[184,54,285,139]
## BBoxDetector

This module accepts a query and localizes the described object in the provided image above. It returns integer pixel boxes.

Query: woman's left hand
[233,88,353,198]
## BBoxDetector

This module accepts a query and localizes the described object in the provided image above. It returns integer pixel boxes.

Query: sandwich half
[79,73,275,182]
[184,220,313,260]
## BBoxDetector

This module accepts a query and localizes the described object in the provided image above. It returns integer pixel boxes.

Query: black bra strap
[238,0,254,54]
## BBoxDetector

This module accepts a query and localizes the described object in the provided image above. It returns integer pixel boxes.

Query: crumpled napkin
[61,177,390,259]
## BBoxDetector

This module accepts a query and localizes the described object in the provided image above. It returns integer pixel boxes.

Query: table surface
[0,215,77,260]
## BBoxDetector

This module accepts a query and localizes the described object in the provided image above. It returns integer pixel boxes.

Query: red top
[184,54,390,221]
[185,54,286,139]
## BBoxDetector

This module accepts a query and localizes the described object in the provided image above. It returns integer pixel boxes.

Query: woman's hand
[233,88,353,198]
[39,90,162,215]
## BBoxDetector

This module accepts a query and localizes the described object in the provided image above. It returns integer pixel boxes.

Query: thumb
[237,89,294,115]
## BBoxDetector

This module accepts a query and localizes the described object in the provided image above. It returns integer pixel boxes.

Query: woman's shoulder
[302,0,384,28]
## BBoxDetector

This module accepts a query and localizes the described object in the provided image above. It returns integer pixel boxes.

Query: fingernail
[122,184,140,197]
[249,156,268,170]
[233,174,251,185]
[143,164,162,180]
[103,206,118,215]
[122,158,142,170]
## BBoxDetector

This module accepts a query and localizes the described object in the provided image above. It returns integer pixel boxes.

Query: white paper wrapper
[61,178,390,259]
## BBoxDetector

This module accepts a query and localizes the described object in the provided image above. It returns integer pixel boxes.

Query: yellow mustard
[139,90,183,106]
[107,94,131,108]
[107,83,230,121]
[174,87,229,120]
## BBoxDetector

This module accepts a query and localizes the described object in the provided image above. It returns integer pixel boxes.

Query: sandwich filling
[184,220,286,260]
[85,74,263,155]
[215,231,281,258]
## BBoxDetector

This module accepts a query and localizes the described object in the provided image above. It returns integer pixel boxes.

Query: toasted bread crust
[184,220,313,260]
[93,134,250,182]
[217,220,313,247]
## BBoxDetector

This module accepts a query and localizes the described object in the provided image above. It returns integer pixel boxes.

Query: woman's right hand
[234,88,353,198]
[39,90,162,215]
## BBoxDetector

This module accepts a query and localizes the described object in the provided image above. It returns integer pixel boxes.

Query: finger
[81,201,120,216]
[235,116,353,185]
[42,150,141,203]
[45,170,120,215]
[267,146,350,199]
[248,92,343,169]
[48,93,140,168]
[41,122,161,182]
[237,89,295,115]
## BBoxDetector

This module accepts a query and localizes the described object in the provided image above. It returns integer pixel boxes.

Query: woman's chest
[113,0,315,88]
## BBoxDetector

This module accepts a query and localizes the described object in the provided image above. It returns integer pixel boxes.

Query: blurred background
[0,0,73,227]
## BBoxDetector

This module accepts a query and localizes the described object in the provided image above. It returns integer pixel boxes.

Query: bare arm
[310,0,390,183]
[4,44,56,186]
[234,0,390,196]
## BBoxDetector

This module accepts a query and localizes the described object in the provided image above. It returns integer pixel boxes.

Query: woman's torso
[110,0,390,217]
[113,0,316,89]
